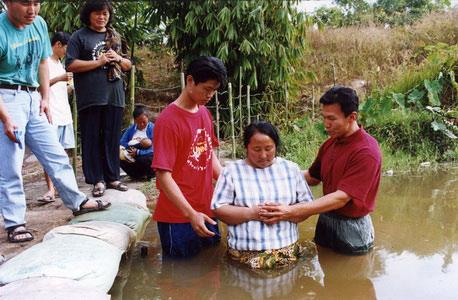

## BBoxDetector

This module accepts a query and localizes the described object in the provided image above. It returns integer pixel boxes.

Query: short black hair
[80,1,113,27]
[243,121,280,149]
[133,105,149,119]
[51,31,71,46]
[319,86,359,117]
[185,56,227,88]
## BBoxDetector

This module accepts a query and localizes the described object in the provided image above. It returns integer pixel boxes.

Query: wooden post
[246,85,251,126]
[180,72,185,91]
[72,89,77,176]
[312,86,315,121]
[238,66,243,133]
[129,65,136,124]
[228,83,236,160]
[284,82,289,120]
[215,92,220,159]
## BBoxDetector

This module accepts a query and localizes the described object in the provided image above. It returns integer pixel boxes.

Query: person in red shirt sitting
[260,86,382,255]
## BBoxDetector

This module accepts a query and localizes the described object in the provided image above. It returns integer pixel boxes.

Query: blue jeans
[0,89,86,230]
[157,220,221,258]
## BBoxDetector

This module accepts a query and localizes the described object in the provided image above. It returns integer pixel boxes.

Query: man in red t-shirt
[261,86,382,255]
[152,56,227,258]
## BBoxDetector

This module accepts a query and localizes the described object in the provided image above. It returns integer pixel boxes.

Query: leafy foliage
[313,0,451,27]
[148,0,312,92]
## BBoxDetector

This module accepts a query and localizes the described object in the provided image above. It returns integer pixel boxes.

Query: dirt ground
[0,147,157,262]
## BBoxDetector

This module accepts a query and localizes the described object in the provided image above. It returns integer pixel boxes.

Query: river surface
[114,166,458,300]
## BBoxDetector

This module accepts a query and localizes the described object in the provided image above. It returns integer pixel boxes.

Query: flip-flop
[37,195,56,203]
[107,182,128,191]
[92,182,106,197]
[73,199,111,216]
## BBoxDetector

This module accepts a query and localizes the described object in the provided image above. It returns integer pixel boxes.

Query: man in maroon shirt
[260,86,382,254]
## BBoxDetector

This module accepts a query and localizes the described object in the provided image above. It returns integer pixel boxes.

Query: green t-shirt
[0,13,52,87]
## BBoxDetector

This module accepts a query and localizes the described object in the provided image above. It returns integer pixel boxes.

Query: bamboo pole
[284,82,289,120]
[129,65,136,124]
[238,66,243,133]
[246,85,251,126]
[215,92,220,160]
[228,83,236,160]
[72,89,77,176]
[312,86,315,121]
[180,72,185,91]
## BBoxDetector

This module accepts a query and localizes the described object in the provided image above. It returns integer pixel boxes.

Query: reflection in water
[119,166,458,299]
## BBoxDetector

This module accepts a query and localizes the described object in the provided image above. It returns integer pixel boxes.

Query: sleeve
[65,32,80,69]
[337,150,380,202]
[151,119,178,172]
[206,108,219,148]
[211,168,236,210]
[39,17,51,60]
[120,125,133,148]
[295,165,314,203]
[308,145,323,180]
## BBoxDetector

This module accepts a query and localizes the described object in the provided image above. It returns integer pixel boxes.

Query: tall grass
[302,9,458,100]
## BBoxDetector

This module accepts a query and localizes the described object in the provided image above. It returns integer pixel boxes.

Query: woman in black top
[66,1,131,196]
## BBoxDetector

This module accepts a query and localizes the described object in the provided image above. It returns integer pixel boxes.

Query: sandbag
[0,235,122,292]
[44,221,137,252]
[88,188,148,211]
[70,203,151,234]
[0,277,110,300]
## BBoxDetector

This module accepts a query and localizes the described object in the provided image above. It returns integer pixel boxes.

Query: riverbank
[0,147,158,262]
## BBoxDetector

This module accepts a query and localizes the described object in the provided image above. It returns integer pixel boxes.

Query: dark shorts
[157,220,221,258]
[314,212,374,255]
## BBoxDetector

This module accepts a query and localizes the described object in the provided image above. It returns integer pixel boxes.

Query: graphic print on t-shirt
[12,36,41,83]
[187,128,213,171]
[92,41,108,69]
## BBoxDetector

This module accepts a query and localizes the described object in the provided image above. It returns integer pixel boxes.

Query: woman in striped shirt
[211,121,314,269]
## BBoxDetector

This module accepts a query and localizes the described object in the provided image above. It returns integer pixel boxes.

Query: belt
[0,83,37,92]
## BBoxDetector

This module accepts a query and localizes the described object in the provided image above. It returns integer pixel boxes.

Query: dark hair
[185,56,227,88]
[243,121,280,149]
[133,105,149,119]
[51,31,71,46]
[80,1,113,27]
[319,86,359,117]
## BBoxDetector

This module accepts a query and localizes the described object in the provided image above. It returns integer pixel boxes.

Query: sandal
[37,195,56,203]
[107,181,128,192]
[7,225,34,243]
[73,198,111,216]
[92,182,106,197]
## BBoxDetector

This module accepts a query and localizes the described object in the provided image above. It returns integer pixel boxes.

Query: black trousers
[78,105,123,185]
[120,154,155,179]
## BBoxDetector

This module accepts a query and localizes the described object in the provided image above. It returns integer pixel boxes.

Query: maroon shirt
[309,127,382,218]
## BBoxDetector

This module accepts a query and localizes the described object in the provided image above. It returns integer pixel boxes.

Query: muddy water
[117,166,458,300]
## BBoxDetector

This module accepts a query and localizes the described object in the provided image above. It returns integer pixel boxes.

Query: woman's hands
[105,49,122,63]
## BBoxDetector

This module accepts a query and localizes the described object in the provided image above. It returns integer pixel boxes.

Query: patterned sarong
[228,241,317,269]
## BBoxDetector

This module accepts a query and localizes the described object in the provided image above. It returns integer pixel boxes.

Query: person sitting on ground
[37,31,75,203]
[120,105,155,180]
[211,121,314,269]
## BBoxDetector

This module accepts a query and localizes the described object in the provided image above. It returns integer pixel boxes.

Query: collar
[335,126,364,145]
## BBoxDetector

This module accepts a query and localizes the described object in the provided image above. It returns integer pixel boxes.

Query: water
[115,166,458,300]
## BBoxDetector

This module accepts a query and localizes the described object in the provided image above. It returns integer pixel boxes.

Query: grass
[301,9,458,100]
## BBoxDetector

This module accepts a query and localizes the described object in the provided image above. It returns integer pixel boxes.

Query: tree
[149,0,311,92]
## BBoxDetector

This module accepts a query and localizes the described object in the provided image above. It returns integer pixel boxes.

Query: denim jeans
[0,89,86,230]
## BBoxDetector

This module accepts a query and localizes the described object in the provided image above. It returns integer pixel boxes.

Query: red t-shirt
[152,103,219,223]
[309,127,382,218]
